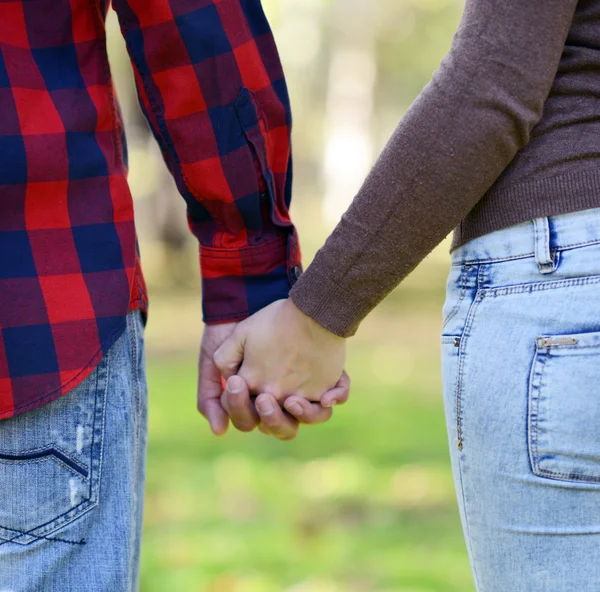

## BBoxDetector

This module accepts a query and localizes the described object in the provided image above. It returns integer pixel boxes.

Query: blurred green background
[106,1,475,590]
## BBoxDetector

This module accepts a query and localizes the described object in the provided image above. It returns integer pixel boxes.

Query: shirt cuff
[200,230,302,325]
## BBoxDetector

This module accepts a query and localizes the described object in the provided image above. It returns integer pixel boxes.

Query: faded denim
[441,206,600,591]
[0,309,148,592]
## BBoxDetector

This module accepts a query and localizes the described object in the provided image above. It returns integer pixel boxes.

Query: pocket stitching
[528,348,546,476]
[485,274,600,299]
[0,456,87,481]
[454,282,486,450]
[441,266,468,332]
[544,344,600,351]
[0,349,110,544]
[528,344,600,483]
[0,444,89,476]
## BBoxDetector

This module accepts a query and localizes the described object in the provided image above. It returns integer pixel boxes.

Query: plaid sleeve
[111,0,302,324]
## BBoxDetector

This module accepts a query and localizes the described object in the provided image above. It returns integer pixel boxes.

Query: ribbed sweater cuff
[289,265,371,338]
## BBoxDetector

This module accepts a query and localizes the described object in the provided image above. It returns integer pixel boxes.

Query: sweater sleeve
[289,0,578,337]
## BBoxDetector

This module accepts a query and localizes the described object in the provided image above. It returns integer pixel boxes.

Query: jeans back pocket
[0,355,109,545]
[528,329,600,483]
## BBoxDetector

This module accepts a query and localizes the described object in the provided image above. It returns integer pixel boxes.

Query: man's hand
[214,299,346,402]
[197,322,238,436]
[221,371,351,441]
[198,321,350,440]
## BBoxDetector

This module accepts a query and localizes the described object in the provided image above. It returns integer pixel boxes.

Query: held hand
[214,299,346,403]
[197,322,238,436]
[221,371,351,441]
[197,320,351,439]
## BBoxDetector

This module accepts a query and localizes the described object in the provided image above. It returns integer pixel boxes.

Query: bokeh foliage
[106,0,474,590]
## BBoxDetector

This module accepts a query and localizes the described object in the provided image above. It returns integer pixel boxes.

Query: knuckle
[242,373,260,393]
[259,413,278,428]
[213,350,225,370]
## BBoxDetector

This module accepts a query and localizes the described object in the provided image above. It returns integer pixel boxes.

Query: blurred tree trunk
[322,0,376,226]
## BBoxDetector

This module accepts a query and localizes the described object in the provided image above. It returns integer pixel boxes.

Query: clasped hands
[197,299,349,441]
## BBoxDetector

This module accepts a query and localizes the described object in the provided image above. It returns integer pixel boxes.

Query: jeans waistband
[450,206,600,266]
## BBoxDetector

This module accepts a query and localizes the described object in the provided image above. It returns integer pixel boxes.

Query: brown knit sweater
[290,0,600,337]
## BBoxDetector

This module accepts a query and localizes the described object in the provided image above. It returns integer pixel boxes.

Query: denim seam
[455,462,482,591]
[483,275,600,297]
[527,348,541,480]
[454,266,485,591]
[452,253,534,266]
[540,344,600,351]
[443,263,486,590]
[452,238,600,266]
[87,356,101,509]
[127,311,141,592]
[0,499,95,545]
[454,265,485,451]
[530,350,547,475]
[557,237,600,251]
[0,456,87,481]
[0,444,89,473]
[441,265,468,332]
[0,526,86,547]
[534,468,600,482]
[92,334,110,511]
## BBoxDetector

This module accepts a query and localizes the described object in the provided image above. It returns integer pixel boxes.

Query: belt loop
[533,217,557,274]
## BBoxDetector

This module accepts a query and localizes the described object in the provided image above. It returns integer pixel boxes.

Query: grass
[139,250,476,592]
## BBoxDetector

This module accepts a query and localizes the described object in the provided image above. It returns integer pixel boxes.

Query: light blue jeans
[0,309,148,591]
[441,206,600,591]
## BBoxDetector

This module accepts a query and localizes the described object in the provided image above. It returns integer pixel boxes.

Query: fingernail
[324,399,337,408]
[256,397,274,416]
[227,376,243,394]
[286,402,303,417]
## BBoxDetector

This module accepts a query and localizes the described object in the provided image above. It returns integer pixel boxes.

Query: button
[290,265,302,282]
[259,192,269,202]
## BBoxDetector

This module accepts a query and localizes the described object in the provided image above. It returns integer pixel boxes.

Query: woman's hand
[197,312,350,439]
[213,299,347,403]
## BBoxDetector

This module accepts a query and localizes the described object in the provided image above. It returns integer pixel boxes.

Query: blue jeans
[441,206,600,591]
[0,309,148,591]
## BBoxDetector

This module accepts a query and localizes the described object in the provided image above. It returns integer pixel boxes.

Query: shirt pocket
[528,329,600,484]
[0,357,108,546]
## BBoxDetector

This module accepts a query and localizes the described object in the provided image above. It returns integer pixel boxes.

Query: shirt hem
[0,306,144,420]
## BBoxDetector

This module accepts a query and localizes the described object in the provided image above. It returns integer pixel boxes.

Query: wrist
[283,298,345,346]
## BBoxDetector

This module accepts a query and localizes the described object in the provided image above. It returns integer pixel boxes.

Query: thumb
[213,326,246,380]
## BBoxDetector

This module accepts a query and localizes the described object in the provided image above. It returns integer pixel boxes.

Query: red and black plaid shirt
[0,0,301,419]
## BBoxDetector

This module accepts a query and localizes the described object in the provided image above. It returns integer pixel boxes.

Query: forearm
[290,0,577,337]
